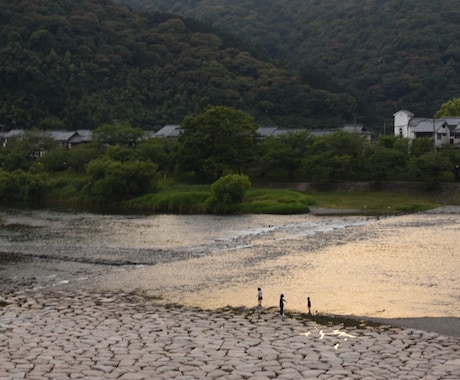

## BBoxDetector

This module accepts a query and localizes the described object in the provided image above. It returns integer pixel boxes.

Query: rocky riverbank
[1,288,459,379]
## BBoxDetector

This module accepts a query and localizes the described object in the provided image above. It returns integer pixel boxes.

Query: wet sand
[86,207,460,338]
[343,315,460,338]
[2,207,459,339]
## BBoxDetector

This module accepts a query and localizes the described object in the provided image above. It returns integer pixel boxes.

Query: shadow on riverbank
[206,304,460,338]
[354,316,460,338]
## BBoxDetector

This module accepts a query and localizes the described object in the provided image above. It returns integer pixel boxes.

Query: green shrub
[0,170,14,200]
[85,158,159,202]
[396,203,432,213]
[9,170,48,201]
[240,189,315,214]
[210,174,251,204]
[124,188,209,213]
[205,174,251,213]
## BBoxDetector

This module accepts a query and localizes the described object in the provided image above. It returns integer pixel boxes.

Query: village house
[1,122,371,148]
[0,129,92,149]
[153,124,181,138]
[154,124,372,140]
[393,110,460,149]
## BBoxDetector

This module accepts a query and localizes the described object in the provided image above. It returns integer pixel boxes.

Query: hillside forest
[0,0,360,131]
[119,0,460,122]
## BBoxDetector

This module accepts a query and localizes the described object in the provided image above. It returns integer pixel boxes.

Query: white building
[393,110,460,148]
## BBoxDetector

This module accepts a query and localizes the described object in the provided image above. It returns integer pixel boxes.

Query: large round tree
[177,106,258,181]
[435,97,460,117]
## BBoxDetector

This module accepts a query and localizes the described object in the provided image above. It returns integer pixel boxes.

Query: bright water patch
[1,207,459,318]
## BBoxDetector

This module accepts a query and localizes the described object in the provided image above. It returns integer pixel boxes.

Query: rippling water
[1,207,459,319]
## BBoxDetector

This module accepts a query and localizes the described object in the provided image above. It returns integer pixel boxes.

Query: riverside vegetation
[1,106,459,215]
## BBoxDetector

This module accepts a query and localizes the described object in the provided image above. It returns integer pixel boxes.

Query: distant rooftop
[154,125,181,138]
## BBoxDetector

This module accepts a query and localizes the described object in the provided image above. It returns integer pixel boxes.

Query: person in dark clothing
[307,297,312,315]
[279,294,286,316]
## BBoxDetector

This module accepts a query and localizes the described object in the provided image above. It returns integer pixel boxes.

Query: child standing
[257,287,263,307]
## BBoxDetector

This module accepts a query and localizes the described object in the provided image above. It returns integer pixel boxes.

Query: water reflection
[0,207,459,319]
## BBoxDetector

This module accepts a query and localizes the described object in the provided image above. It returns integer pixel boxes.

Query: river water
[0,207,459,319]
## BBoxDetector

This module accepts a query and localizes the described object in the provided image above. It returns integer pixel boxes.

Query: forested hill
[119,0,460,119]
[0,0,360,130]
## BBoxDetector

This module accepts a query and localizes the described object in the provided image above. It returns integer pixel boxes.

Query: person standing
[279,294,286,316]
[307,297,312,315]
[257,287,263,307]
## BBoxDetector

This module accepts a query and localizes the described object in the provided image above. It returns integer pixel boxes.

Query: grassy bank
[309,191,441,214]
[31,173,457,214]
[122,185,445,215]
[123,187,315,214]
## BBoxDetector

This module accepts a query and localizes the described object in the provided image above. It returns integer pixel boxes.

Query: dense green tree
[435,97,460,117]
[258,132,313,180]
[37,142,105,174]
[0,169,14,201]
[408,152,452,185]
[410,138,433,157]
[177,106,258,180]
[8,170,48,201]
[302,150,353,182]
[0,131,57,171]
[302,131,367,181]
[85,157,159,201]
[92,123,145,147]
[39,147,69,172]
[65,142,105,173]
[134,139,177,175]
[376,135,402,150]
[365,147,407,181]
[105,145,140,162]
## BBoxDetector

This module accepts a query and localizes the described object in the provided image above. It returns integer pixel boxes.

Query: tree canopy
[177,106,258,180]
[0,0,358,131]
[121,0,460,122]
[435,98,460,118]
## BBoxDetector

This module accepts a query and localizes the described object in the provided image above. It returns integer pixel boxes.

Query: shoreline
[217,305,460,338]
[2,284,460,339]
[2,249,459,339]
[3,274,459,339]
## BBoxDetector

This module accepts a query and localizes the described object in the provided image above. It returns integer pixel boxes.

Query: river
[0,207,459,319]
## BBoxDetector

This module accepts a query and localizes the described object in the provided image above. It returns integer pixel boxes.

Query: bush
[209,174,251,204]
[85,158,159,202]
[9,170,48,201]
[124,186,210,213]
[239,189,315,214]
[205,174,251,213]
[0,170,14,201]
